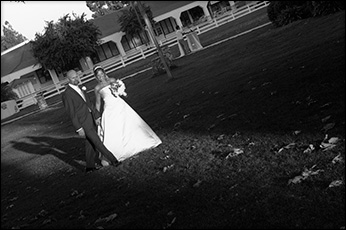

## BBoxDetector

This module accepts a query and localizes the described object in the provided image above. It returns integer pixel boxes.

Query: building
[1,1,259,109]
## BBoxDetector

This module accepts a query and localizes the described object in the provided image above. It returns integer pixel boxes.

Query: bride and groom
[62,66,162,172]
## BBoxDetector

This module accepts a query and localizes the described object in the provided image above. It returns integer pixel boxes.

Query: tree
[118,2,155,44]
[86,1,129,18]
[1,83,18,102]
[137,1,173,80]
[1,21,27,52]
[30,13,102,73]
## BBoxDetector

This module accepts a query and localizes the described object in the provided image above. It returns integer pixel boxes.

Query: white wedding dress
[98,85,162,162]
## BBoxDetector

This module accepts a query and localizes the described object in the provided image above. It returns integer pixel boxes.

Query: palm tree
[118,2,155,46]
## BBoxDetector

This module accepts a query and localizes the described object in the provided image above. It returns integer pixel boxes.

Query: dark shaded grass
[1,11,345,229]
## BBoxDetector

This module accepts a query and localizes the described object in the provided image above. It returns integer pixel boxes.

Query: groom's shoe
[111,160,122,167]
[85,166,101,173]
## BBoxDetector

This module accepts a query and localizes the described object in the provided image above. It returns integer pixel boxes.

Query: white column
[48,69,61,93]
[115,40,126,56]
[201,5,211,18]
[79,57,89,72]
[86,56,94,70]
[171,14,183,28]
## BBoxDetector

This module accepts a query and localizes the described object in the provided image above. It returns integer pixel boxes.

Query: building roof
[144,1,195,17]
[1,1,194,79]
[1,42,38,78]
[89,10,123,38]
[89,1,195,37]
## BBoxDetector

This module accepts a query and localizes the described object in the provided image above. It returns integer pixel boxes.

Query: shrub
[1,83,18,102]
[275,5,312,26]
[268,1,313,27]
[311,1,345,17]
[268,1,345,27]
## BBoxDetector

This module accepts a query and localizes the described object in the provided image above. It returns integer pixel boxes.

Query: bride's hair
[93,65,107,81]
[93,65,105,74]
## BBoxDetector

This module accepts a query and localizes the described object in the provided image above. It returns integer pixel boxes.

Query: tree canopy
[86,1,129,18]
[30,13,101,73]
[1,21,27,52]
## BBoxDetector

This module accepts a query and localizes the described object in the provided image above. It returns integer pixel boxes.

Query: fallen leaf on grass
[11,224,30,229]
[332,154,343,164]
[288,175,304,184]
[166,217,176,228]
[321,115,331,123]
[6,204,14,210]
[225,148,244,159]
[42,218,54,225]
[38,210,48,217]
[70,189,79,197]
[208,124,216,130]
[320,137,340,151]
[328,180,343,188]
[278,143,296,153]
[328,137,340,144]
[183,114,190,119]
[288,165,323,185]
[232,132,240,138]
[173,122,181,129]
[163,164,174,172]
[95,213,118,223]
[293,130,301,135]
[320,102,332,108]
[216,114,224,119]
[321,123,335,132]
[160,155,170,160]
[78,210,86,220]
[9,196,18,201]
[217,134,225,140]
[193,179,202,188]
[303,144,315,154]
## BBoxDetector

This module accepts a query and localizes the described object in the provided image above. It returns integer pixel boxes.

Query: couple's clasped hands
[77,118,101,138]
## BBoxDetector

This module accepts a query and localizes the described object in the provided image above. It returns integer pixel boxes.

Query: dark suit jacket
[62,85,101,132]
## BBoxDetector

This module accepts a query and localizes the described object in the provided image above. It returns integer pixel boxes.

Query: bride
[93,65,162,164]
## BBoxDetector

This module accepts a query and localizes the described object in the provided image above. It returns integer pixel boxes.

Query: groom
[62,69,120,173]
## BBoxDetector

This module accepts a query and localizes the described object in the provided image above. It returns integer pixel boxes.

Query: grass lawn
[1,10,345,229]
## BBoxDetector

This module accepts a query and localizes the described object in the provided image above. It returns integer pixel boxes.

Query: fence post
[120,56,126,67]
[140,47,145,59]
[196,26,201,34]
[214,18,219,27]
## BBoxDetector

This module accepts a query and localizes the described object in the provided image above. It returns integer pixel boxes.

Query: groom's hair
[66,70,77,78]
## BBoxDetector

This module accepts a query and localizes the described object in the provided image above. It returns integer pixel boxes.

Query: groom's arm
[62,91,82,132]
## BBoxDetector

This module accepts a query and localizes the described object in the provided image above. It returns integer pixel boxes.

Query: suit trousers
[83,115,118,167]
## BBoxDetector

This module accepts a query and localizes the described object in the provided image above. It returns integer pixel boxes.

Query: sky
[1,1,94,41]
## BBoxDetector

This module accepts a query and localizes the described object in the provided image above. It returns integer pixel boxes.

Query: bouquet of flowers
[110,79,127,97]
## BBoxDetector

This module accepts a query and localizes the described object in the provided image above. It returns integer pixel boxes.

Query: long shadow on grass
[9,136,88,172]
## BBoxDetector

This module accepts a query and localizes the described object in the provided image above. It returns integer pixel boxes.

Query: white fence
[16,1,269,111]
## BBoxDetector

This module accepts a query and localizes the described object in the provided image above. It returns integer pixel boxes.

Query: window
[36,68,52,84]
[92,41,120,63]
[154,27,163,36]
[156,18,176,36]
[121,31,149,52]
